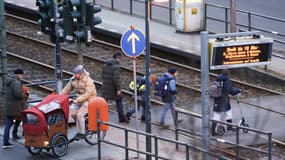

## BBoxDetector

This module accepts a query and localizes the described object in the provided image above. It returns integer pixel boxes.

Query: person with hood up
[211,69,241,136]
[101,52,129,123]
[60,65,97,139]
[3,69,26,149]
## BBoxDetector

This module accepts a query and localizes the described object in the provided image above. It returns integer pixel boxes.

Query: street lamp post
[145,0,152,160]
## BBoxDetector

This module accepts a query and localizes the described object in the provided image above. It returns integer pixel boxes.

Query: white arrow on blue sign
[120,28,146,57]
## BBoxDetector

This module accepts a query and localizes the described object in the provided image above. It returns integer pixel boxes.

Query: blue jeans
[160,102,176,124]
[3,116,14,145]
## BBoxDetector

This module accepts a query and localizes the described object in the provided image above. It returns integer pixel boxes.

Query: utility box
[175,0,205,32]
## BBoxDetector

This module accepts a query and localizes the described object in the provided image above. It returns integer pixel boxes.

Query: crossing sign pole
[120,25,146,158]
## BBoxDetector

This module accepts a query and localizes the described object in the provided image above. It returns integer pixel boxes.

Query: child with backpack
[126,76,146,122]
[154,68,183,129]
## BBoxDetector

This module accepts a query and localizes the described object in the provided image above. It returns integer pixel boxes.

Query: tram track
[5,14,285,110]
[7,53,248,160]
[3,8,285,160]
[5,16,285,160]
[7,51,242,158]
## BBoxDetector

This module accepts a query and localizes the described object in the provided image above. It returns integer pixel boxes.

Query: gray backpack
[209,81,223,98]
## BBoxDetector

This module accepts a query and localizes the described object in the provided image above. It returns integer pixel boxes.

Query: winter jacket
[213,74,240,112]
[129,76,146,102]
[162,72,177,103]
[101,58,122,100]
[60,71,96,103]
[4,76,25,118]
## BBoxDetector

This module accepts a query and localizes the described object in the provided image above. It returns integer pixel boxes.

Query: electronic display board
[209,37,273,70]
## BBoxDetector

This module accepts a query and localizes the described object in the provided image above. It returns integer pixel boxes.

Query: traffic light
[62,1,75,43]
[36,0,55,34]
[73,26,92,43]
[69,0,86,25]
[85,3,102,31]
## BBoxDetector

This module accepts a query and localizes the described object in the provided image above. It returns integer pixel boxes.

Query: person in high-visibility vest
[126,76,146,122]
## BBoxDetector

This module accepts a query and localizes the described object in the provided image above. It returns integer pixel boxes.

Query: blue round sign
[120,28,146,57]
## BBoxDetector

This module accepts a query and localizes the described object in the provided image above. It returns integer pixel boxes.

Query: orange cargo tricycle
[21,94,108,157]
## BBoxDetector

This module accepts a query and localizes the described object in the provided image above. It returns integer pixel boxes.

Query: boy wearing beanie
[159,68,183,129]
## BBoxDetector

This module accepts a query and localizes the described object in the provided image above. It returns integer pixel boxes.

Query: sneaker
[159,122,169,129]
[126,113,131,120]
[140,116,145,122]
[119,115,130,123]
[13,135,21,140]
[2,143,14,149]
[74,133,85,140]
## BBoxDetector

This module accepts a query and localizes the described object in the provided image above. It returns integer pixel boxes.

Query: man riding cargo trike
[21,94,109,157]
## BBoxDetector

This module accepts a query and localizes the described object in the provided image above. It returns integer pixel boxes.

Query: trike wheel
[51,134,68,157]
[27,147,42,155]
[85,130,107,145]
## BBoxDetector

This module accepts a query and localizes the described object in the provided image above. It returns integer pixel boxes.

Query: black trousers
[12,119,21,137]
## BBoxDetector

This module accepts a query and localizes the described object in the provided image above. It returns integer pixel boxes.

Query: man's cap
[168,68,176,74]
[14,69,24,75]
[113,52,122,59]
[72,65,84,74]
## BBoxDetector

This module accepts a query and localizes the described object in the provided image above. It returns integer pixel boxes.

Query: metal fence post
[235,127,240,160]
[155,136,158,160]
[175,111,179,150]
[125,129,129,159]
[268,133,272,160]
[169,0,172,25]
[225,8,228,33]
[111,0,114,10]
[186,144,190,160]
[248,12,252,31]
[98,120,101,160]
[130,0,133,14]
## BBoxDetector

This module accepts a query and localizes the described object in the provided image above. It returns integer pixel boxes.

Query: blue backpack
[154,74,172,97]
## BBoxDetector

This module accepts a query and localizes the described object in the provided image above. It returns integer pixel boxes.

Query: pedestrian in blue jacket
[159,68,183,129]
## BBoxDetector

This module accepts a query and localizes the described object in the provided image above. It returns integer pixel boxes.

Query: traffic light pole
[145,1,152,160]
[54,2,63,93]
[77,41,83,65]
[0,0,7,92]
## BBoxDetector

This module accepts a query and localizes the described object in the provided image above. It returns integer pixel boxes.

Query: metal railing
[205,3,285,57]
[95,0,285,51]
[174,108,273,160]
[97,120,231,160]
[95,0,174,25]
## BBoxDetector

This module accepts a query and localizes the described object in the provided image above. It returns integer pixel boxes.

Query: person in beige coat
[60,65,97,138]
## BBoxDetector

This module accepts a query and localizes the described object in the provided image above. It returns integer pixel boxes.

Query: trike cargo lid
[35,94,69,120]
